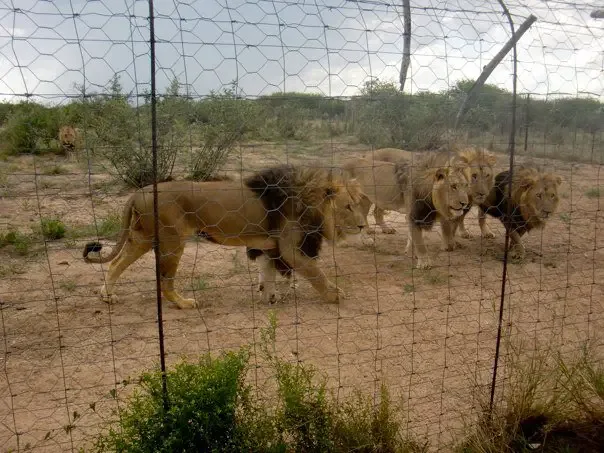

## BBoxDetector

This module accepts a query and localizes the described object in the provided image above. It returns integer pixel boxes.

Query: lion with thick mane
[342,151,470,269]
[82,165,367,308]
[366,146,497,239]
[479,166,562,260]
[58,125,78,155]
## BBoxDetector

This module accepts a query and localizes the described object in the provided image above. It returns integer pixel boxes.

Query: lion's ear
[485,151,497,167]
[434,168,448,181]
[325,186,338,199]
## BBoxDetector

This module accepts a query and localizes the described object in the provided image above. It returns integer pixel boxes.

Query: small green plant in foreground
[585,187,601,199]
[0,230,32,255]
[559,213,571,224]
[188,277,209,292]
[93,312,425,453]
[40,218,66,240]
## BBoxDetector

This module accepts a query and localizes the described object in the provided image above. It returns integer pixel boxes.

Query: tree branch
[399,0,411,92]
[454,14,537,129]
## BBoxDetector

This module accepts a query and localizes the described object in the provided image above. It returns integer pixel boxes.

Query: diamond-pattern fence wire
[0,0,603,451]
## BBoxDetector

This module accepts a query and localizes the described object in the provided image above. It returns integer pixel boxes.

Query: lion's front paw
[177,298,198,309]
[459,230,472,239]
[100,286,119,305]
[262,290,278,305]
[324,286,344,303]
[360,233,376,247]
[381,226,397,234]
[415,256,432,269]
[510,244,525,261]
[481,228,495,239]
[441,240,462,252]
[366,226,377,235]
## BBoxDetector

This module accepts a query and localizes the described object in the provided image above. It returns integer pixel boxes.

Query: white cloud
[0,0,602,103]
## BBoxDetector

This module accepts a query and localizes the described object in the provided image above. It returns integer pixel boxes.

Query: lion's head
[308,168,366,241]
[417,154,470,220]
[513,168,562,223]
[58,125,77,147]
[457,146,497,204]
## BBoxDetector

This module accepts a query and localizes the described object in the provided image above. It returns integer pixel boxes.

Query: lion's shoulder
[244,165,334,213]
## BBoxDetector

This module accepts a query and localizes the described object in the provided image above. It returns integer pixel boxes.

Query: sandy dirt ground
[0,142,603,451]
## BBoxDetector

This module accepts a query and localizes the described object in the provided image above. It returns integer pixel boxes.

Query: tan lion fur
[369,146,497,238]
[82,165,367,308]
[342,153,470,268]
[58,125,78,157]
[479,166,562,260]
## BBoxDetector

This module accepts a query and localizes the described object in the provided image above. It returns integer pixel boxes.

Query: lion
[58,125,78,156]
[479,166,562,260]
[82,165,367,308]
[367,146,497,240]
[342,153,470,268]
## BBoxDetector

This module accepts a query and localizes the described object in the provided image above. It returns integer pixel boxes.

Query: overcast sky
[0,0,603,104]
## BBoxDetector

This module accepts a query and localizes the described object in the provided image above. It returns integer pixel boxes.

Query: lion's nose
[358,225,365,231]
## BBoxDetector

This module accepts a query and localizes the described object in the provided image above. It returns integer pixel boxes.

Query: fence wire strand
[0,0,603,451]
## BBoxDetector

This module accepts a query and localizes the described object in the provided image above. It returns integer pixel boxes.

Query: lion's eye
[471,174,477,181]
[451,184,457,190]
[536,193,543,199]
[346,204,353,211]
[550,193,555,199]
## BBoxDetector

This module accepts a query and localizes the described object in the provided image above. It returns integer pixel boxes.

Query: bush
[93,312,425,453]
[457,344,604,452]
[187,87,261,181]
[84,75,182,188]
[93,349,271,453]
[0,230,32,255]
[40,218,66,240]
[1,103,63,155]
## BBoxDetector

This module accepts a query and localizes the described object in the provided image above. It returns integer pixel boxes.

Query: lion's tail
[82,197,135,264]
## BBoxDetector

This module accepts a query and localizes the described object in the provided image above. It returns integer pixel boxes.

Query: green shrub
[1,104,63,155]
[586,187,600,199]
[93,349,272,453]
[187,86,262,181]
[40,218,66,240]
[0,230,32,255]
[93,312,425,453]
[84,75,182,188]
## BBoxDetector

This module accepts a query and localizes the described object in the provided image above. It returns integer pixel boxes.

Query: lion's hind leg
[158,237,197,309]
[101,234,152,304]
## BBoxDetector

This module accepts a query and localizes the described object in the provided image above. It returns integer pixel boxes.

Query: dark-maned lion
[82,165,367,308]
[479,166,562,260]
[342,153,470,269]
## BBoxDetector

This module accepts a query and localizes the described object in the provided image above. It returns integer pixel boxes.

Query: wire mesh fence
[0,0,603,451]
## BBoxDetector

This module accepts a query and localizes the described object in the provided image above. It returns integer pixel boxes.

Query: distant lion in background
[58,125,78,157]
